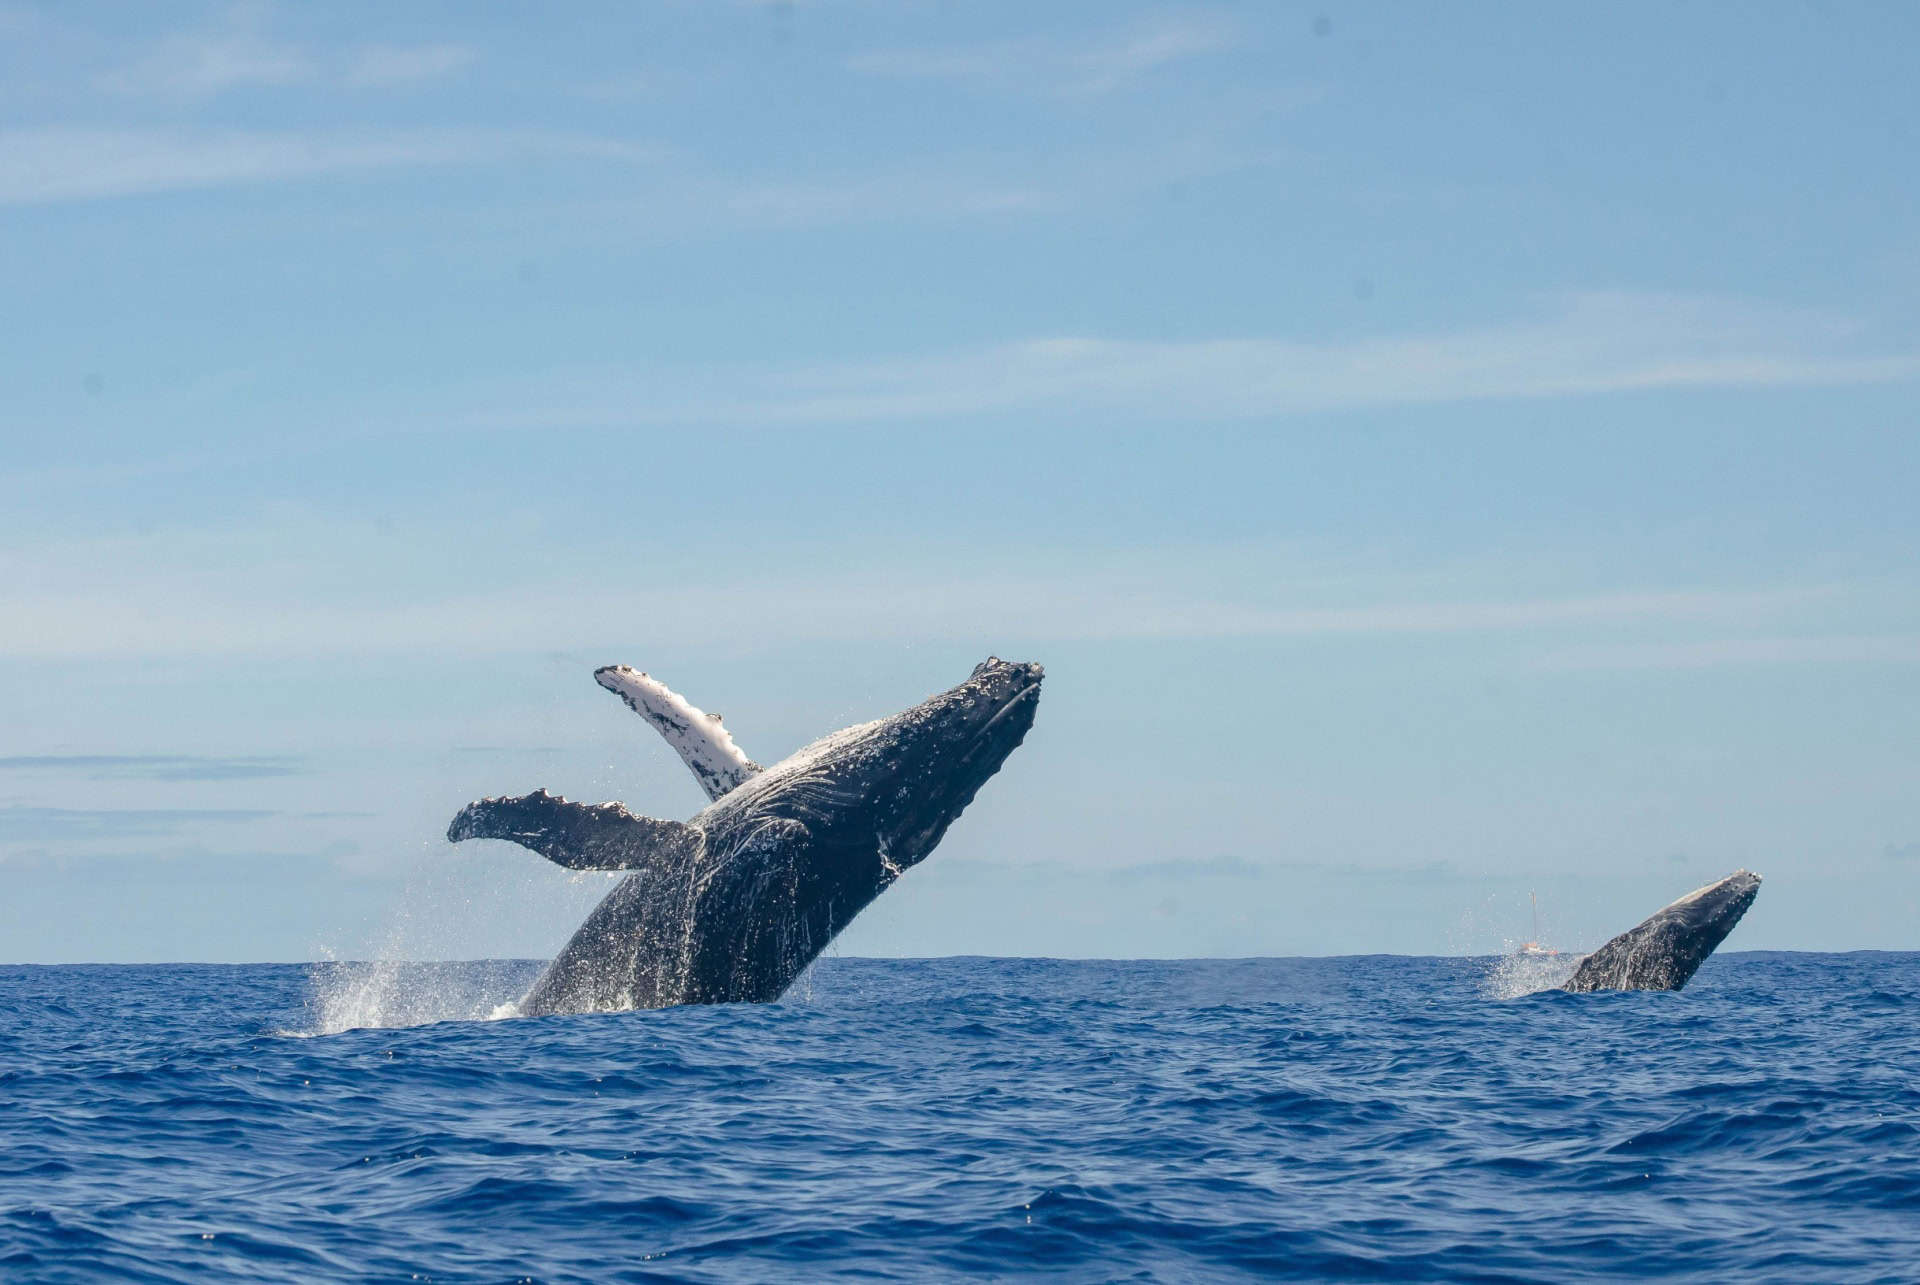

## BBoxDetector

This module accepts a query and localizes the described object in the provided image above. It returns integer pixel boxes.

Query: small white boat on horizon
[1516,892,1560,956]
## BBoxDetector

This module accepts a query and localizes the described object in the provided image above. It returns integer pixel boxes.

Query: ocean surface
[1,953,1916,1283]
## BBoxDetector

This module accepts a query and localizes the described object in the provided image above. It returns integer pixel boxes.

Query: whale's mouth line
[940,683,1041,785]
[965,682,1042,755]
[889,681,1042,853]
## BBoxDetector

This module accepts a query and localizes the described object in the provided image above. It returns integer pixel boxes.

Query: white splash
[299,840,614,1034]
[308,956,531,1034]
[1483,947,1582,999]
[1443,886,1587,998]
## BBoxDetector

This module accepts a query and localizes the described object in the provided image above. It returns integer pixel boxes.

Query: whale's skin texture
[450,659,1042,1015]
[1562,870,1761,993]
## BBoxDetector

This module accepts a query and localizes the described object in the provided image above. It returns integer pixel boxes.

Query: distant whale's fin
[448,788,702,872]
[594,665,762,802]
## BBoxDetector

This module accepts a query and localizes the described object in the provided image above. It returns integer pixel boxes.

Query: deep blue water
[2,954,1917,1282]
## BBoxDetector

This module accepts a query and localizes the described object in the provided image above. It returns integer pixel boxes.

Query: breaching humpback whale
[1562,869,1761,992]
[449,658,1042,1015]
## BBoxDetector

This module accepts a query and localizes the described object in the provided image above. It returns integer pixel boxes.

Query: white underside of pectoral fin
[594,665,762,801]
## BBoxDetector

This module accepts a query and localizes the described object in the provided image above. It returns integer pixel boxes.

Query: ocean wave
[1,955,1917,1281]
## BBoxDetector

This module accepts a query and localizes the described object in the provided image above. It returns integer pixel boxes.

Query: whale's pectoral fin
[447,788,701,872]
[594,665,762,802]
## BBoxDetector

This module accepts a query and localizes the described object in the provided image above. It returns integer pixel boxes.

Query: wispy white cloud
[96,7,473,97]
[0,127,651,206]
[721,169,1056,225]
[1537,635,1920,671]
[342,43,476,89]
[0,805,275,841]
[0,585,1827,660]
[0,515,1841,659]
[0,755,304,781]
[576,75,663,104]
[1066,15,1239,96]
[98,20,311,97]
[849,14,1237,97]
[690,133,1267,230]
[456,292,1920,431]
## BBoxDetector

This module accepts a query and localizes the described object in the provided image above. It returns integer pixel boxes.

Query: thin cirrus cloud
[0,755,305,781]
[96,27,312,97]
[0,549,1841,660]
[0,806,276,842]
[848,14,1236,96]
[657,134,1272,233]
[1534,634,1920,672]
[459,292,1920,431]
[340,44,478,89]
[721,170,1057,226]
[0,127,652,206]
[95,15,475,98]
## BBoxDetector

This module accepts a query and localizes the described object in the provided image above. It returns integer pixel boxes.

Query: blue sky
[3,2,1917,963]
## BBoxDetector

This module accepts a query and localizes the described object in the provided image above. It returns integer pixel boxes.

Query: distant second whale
[1562,869,1761,992]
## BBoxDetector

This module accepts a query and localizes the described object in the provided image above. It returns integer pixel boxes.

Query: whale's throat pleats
[593,666,762,802]
[447,789,701,872]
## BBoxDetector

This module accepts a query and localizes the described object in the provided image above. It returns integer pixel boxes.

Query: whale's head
[864,656,1044,865]
[1580,867,1763,991]
[1664,868,1762,944]
[719,657,1043,892]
